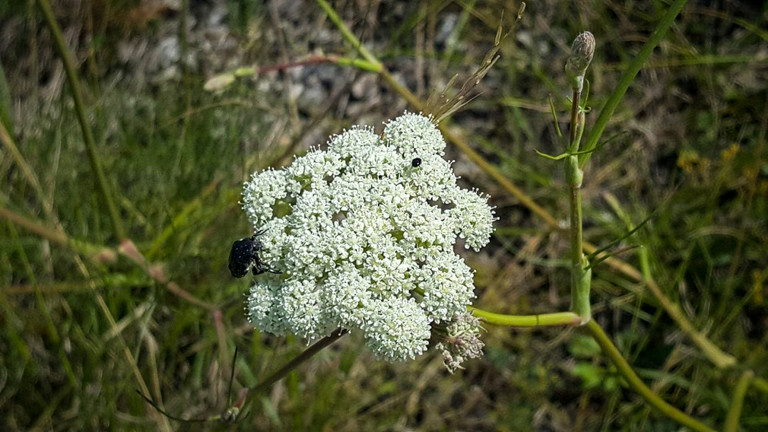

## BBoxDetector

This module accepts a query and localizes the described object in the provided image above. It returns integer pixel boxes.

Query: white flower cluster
[241,112,494,361]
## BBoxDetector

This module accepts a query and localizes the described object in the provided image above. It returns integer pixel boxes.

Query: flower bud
[565,31,595,92]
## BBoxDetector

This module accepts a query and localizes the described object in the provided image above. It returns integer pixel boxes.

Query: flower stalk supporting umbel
[565,32,595,324]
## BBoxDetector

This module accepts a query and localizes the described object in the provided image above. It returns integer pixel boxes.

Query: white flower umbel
[242,112,495,361]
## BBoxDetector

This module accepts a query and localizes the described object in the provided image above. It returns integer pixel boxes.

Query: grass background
[1,0,767,430]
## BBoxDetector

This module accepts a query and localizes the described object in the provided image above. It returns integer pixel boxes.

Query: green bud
[203,73,235,92]
[565,31,595,92]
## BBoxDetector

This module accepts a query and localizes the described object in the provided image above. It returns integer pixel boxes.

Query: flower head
[241,112,495,361]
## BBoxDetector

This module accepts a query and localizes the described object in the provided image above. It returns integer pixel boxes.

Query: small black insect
[228,230,279,278]
[411,158,422,167]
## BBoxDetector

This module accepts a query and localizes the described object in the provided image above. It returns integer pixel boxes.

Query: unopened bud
[565,31,595,92]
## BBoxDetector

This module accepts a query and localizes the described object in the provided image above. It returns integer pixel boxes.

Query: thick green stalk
[585,321,716,432]
[567,95,590,323]
[37,0,126,240]
[469,308,581,327]
[566,152,590,323]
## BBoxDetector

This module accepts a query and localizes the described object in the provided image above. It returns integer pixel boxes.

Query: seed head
[434,313,485,373]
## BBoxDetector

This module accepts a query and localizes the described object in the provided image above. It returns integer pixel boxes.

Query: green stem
[332,56,382,73]
[569,90,580,149]
[469,307,581,327]
[315,0,381,68]
[567,91,590,322]
[227,329,347,421]
[724,370,754,432]
[567,153,590,322]
[753,376,768,395]
[578,0,689,168]
[37,0,126,240]
[585,321,716,432]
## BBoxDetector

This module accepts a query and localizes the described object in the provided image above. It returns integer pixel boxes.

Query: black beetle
[411,158,422,167]
[228,230,279,278]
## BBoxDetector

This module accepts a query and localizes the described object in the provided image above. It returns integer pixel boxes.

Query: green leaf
[571,362,603,389]
[568,334,602,358]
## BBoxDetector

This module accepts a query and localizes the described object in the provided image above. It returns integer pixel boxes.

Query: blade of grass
[724,370,753,432]
[0,60,13,134]
[578,0,689,168]
[0,120,48,215]
[0,205,215,310]
[37,0,125,240]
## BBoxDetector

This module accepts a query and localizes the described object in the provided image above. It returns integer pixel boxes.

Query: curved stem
[585,320,716,432]
[752,376,768,395]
